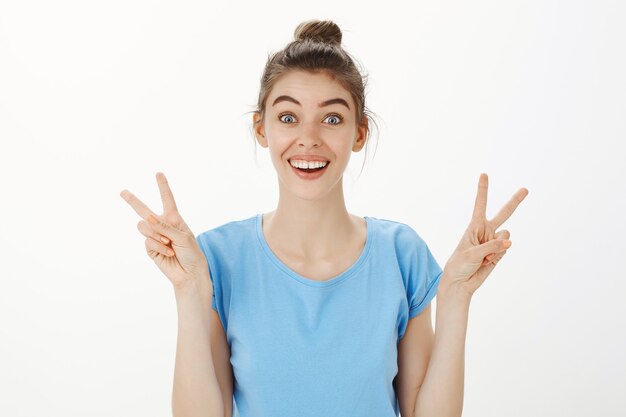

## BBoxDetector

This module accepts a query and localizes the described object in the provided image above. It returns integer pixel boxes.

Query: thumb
[468,237,511,262]
[147,214,189,245]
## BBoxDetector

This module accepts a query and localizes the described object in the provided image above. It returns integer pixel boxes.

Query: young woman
[120,19,528,417]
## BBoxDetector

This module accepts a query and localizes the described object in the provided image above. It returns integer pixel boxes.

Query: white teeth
[289,160,328,169]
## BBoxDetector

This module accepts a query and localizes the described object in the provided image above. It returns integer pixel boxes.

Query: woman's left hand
[440,173,529,300]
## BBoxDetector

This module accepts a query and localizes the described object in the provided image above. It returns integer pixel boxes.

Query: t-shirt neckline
[255,213,373,288]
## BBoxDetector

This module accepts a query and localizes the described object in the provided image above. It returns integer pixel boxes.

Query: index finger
[471,173,489,221]
[119,188,157,220]
[156,172,179,214]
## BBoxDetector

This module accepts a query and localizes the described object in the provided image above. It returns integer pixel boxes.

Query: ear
[253,112,268,148]
[352,116,369,152]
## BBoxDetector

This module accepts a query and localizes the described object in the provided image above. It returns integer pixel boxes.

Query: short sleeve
[406,233,444,319]
[396,225,444,341]
[195,233,218,312]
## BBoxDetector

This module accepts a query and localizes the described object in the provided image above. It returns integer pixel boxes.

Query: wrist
[174,274,212,300]
[437,277,473,306]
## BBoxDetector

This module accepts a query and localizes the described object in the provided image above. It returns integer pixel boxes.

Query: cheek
[266,140,290,164]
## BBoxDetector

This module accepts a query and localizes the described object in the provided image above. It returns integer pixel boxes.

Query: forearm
[413,284,471,417]
[171,277,224,417]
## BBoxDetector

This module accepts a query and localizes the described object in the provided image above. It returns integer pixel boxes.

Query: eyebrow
[271,95,351,110]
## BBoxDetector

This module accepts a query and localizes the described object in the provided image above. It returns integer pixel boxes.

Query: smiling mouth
[288,160,331,179]
[288,160,330,172]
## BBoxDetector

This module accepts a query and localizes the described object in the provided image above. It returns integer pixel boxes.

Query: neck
[264,179,358,260]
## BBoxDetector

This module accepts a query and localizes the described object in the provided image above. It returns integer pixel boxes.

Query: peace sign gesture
[439,173,529,300]
[120,172,210,291]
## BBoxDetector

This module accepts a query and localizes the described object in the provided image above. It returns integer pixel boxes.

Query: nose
[296,120,322,148]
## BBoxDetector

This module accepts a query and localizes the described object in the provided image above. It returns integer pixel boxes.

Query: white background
[1,0,624,416]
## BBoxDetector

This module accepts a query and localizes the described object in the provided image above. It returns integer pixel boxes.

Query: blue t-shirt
[195,213,443,417]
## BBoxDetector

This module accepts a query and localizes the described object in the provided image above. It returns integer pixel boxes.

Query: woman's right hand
[120,172,210,291]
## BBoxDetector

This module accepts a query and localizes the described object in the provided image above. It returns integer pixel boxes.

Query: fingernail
[503,240,512,248]
[160,236,170,244]
[148,214,158,225]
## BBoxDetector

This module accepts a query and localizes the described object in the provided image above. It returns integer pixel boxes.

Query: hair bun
[294,19,342,46]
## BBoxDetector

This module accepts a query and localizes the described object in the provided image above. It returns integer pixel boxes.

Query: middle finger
[489,187,529,229]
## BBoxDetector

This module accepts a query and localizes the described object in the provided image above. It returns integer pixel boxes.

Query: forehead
[268,70,352,104]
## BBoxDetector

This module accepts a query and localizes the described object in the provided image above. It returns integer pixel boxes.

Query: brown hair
[250,19,380,178]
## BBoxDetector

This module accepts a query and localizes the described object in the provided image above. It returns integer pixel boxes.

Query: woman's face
[253,70,368,199]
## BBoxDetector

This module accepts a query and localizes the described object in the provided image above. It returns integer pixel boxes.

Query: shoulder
[367,216,427,250]
[196,214,256,237]
[196,214,257,246]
